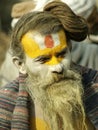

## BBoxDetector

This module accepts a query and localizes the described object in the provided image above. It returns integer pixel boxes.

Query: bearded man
[0,1,97,130]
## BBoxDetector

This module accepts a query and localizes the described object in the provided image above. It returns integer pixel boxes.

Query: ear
[12,56,27,74]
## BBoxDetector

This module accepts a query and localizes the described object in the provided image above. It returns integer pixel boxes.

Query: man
[1,0,98,87]
[0,1,97,130]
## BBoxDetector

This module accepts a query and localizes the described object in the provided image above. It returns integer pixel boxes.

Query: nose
[52,69,63,74]
[50,64,64,74]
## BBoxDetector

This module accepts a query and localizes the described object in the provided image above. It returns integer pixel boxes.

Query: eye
[40,57,50,64]
[56,48,68,58]
[35,55,51,64]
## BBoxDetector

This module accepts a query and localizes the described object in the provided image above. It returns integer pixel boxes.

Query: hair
[11,1,88,59]
[87,6,98,35]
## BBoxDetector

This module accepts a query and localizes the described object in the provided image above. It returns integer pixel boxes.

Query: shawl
[0,64,98,130]
[0,73,30,130]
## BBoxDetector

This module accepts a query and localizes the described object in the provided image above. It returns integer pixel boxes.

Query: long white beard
[25,68,87,130]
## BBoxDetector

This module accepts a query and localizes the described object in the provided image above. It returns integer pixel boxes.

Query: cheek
[25,59,39,74]
[62,53,71,68]
[26,59,49,75]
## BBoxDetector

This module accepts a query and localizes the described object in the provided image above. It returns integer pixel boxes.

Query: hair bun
[44,1,89,41]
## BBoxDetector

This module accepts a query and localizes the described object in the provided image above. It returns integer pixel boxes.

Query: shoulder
[74,64,98,129]
[0,78,20,129]
[73,63,98,85]
[0,78,19,107]
[82,67,97,86]
[0,78,19,128]
[0,78,19,93]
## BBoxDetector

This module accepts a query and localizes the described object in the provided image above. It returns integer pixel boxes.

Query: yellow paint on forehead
[21,30,68,59]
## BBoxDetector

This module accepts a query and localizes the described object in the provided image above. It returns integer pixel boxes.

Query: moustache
[51,69,80,82]
[39,69,81,90]
[26,68,81,91]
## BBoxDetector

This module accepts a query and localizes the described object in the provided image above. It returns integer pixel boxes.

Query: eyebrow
[55,47,68,57]
[34,55,51,62]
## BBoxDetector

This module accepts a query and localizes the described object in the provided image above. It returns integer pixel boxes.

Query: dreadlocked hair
[44,1,89,41]
[11,1,89,59]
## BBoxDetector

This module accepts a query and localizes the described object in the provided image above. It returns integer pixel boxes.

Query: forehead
[21,30,68,58]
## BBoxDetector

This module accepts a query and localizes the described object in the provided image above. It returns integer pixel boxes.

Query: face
[21,30,86,130]
[21,30,71,79]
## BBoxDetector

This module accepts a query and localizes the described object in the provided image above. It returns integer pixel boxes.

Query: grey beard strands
[25,69,86,130]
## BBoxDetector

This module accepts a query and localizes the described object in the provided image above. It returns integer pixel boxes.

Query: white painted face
[21,30,71,79]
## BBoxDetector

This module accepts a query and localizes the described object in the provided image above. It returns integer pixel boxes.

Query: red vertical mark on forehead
[44,35,54,48]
